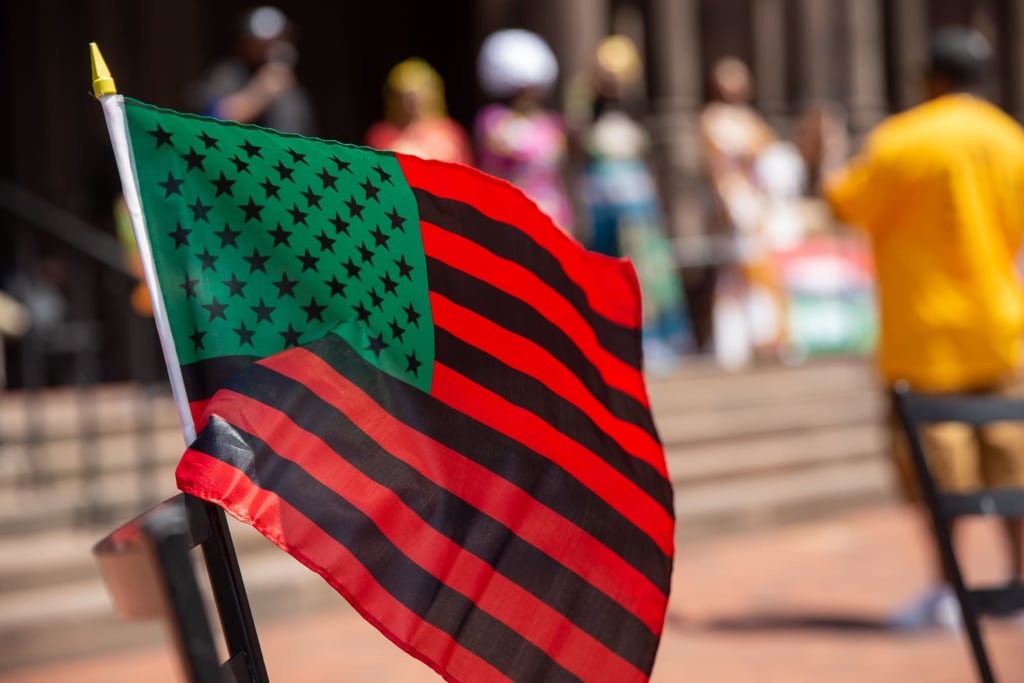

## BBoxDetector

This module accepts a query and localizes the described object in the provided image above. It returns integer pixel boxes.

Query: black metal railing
[0,179,174,530]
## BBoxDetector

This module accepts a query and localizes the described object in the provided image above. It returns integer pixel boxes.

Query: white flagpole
[91,43,196,444]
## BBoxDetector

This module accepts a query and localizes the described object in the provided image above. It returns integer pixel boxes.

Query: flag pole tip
[89,42,117,97]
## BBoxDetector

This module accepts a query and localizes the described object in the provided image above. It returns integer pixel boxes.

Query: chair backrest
[94,493,269,683]
[893,385,1024,683]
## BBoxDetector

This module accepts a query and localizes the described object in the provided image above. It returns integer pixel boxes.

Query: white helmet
[477,29,558,99]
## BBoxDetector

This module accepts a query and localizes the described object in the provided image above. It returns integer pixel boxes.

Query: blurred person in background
[475,28,574,235]
[577,35,691,373]
[700,57,802,369]
[365,57,473,165]
[192,5,316,136]
[825,26,1024,630]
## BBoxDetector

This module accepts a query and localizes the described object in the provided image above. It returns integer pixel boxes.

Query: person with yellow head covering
[365,58,473,166]
[581,35,692,372]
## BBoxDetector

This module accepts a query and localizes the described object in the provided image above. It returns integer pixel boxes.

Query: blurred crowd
[176,5,878,379]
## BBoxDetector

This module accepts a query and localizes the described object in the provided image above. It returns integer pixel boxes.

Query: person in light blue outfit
[579,36,692,373]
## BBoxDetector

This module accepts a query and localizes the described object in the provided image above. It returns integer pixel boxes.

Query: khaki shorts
[889,374,1024,498]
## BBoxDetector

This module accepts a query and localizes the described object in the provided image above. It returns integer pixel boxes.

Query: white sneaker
[887,585,963,632]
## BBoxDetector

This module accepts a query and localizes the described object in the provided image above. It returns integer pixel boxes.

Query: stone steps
[0,355,894,672]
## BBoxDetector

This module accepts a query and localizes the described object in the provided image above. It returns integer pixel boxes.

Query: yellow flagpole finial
[90,42,117,97]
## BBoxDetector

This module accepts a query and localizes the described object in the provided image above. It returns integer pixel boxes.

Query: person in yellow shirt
[825,26,1024,630]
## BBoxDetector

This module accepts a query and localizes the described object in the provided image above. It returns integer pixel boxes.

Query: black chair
[893,384,1024,683]
[93,493,269,683]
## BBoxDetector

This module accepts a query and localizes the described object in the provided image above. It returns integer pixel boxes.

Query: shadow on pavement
[668,611,891,633]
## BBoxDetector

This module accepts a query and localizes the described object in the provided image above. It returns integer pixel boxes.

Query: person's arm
[213,62,295,125]
[822,136,889,235]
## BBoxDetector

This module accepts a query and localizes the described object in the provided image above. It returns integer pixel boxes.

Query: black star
[149,124,174,149]
[239,139,263,159]
[202,296,228,321]
[330,155,353,173]
[394,254,414,280]
[352,301,371,323]
[367,288,384,311]
[365,333,387,358]
[158,171,184,197]
[342,257,361,280]
[286,148,308,165]
[344,195,365,219]
[228,154,251,175]
[196,248,218,272]
[324,274,346,297]
[287,203,308,226]
[222,273,247,297]
[317,167,338,190]
[301,185,323,209]
[233,321,255,346]
[272,273,299,298]
[405,350,422,376]
[379,272,398,295]
[359,177,381,203]
[239,197,264,223]
[388,317,406,343]
[210,171,236,198]
[189,197,212,222]
[403,302,421,328]
[314,230,336,253]
[179,276,199,299]
[273,160,295,182]
[328,212,350,235]
[267,223,292,247]
[279,323,301,348]
[251,298,275,323]
[369,225,389,248]
[197,131,219,150]
[243,248,270,273]
[259,177,281,199]
[301,297,327,322]
[296,249,319,272]
[168,222,191,248]
[181,146,206,172]
[214,223,242,248]
[385,207,406,232]
[372,163,393,185]
[356,241,375,264]
[189,326,206,351]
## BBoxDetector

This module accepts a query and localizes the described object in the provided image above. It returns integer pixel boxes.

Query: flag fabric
[111,96,674,682]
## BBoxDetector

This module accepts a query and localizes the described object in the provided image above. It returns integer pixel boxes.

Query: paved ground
[3,501,1022,683]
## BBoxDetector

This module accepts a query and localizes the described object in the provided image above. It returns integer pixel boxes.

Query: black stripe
[414,188,641,370]
[181,354,258,402]
[427,257,656,438]
[303,334,672,589]
[435,328,673,516]
[221,358,660,671]
[191,416,586,683]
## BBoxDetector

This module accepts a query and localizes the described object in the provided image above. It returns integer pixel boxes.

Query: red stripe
[422,221,649,407]
[431,293,665,477]
[397,153,641,330]
[430,363,675,557]
[191,390,649,682]
[271,347,668,634]
[176,451,510,683]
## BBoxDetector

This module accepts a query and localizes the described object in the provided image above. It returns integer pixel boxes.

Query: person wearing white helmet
[192,6,316,136]
[474,29,574,234]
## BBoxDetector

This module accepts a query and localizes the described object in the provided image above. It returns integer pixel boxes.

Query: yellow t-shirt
[825,94,1024,391]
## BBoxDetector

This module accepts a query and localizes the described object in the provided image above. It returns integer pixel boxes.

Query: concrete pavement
[3,500,1022,682]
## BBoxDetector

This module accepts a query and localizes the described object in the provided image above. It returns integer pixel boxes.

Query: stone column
[752,0,788,132]
[844,0,887,138]
[644,0,703,240]
[798,0,832,108]
[891,0,929,111]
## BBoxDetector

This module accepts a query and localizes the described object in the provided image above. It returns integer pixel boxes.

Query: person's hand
[252,61,295,101]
